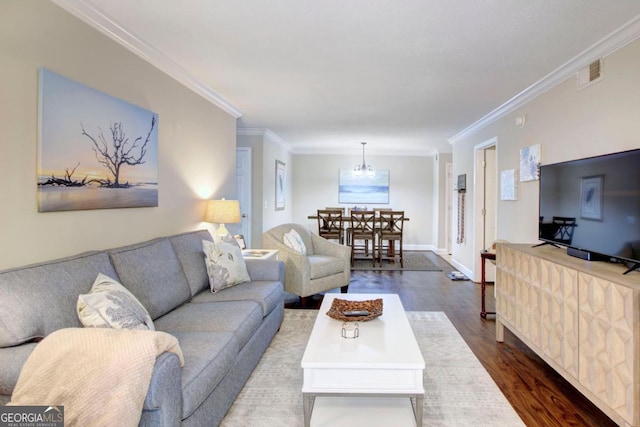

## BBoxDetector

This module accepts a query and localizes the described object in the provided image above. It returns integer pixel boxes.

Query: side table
[480,251,496,319]
[242,249,278,261]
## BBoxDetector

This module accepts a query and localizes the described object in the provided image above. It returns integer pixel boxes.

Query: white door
[236,148,252,248]
[473,139,497,282]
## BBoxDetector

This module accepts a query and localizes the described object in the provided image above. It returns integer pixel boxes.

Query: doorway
[236,147,252,248]
[473,138,497,282]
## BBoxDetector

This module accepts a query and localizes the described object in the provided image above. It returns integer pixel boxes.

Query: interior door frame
[473,137,498,282]
[236,147,252,248]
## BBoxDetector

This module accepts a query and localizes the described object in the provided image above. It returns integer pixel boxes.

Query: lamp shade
[204,199,241,224]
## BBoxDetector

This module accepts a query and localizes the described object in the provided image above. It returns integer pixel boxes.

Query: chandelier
[353,142,374,176]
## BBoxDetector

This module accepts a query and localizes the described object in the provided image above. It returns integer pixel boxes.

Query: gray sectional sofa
[0,229,285,426]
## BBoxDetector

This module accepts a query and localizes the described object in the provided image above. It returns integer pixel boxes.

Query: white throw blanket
[9,328,184,427]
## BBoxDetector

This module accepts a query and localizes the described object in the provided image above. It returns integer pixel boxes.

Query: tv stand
[495,244,640,427]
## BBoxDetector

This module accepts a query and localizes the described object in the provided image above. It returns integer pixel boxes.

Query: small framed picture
[580,175,603,221]
[275,160,286,211]
[234,234,246,250]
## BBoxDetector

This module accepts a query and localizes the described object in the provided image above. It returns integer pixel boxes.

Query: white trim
[448,258,474,281]
[448,15,640,145]
[237,128,293,152]
[51,0,243,118]
[293,147,437,157]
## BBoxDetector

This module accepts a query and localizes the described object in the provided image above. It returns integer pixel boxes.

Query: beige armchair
[263,223,351,299]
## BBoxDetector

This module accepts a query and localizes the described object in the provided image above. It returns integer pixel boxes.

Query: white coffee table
[301,293,425,427]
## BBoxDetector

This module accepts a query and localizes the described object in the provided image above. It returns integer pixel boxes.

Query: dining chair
[348,210,376,267]
[377,210,405,267]
[325,207,345,215]
[316,209,345,244]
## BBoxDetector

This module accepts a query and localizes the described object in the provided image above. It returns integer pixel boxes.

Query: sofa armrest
[140,352,182,427]
[245,259,284,283]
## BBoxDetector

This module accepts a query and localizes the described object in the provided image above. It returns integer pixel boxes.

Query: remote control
[343,310,369,316]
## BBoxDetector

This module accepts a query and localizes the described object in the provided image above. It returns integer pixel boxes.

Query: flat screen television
[538,148,640,274]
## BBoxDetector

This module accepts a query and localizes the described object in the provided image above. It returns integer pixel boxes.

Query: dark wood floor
[289,252,617,427]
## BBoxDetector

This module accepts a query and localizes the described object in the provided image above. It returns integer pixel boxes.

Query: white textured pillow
[202,239,251,292]
[77,273,155,330]
[283,228,307,254]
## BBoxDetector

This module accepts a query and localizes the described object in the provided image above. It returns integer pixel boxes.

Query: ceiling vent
[577,59,603,91]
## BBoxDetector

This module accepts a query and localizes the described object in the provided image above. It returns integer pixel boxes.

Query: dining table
[308,212,410,258]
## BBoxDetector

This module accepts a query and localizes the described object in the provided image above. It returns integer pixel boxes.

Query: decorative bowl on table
[326,298,383,322]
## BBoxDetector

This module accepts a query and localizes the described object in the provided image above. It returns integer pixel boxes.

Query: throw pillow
[202,239,251,292]
[77,273,155,331]
[283,228,307,254]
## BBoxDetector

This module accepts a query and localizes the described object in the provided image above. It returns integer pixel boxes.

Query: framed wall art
[338,169,389,204]
[500,169,517,200]
[519,144,541,182]
[37,68,158,212]
[275,160,286,211]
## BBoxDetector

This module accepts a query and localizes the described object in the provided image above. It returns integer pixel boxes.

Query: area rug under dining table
[351,251,442,271]
[220,309,524,427]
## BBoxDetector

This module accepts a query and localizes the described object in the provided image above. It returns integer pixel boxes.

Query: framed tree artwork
[37,68,158,212]
[275,160,286,211]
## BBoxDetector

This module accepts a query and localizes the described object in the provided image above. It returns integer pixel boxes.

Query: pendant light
[353,142,374,176]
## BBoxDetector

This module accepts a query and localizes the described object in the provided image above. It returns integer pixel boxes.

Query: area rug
[351,251,442,271]
[220,310,524,427]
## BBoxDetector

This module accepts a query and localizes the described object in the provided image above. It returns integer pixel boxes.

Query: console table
[480,251,496,319]
[242,249,278,261]
[495,243,640,427]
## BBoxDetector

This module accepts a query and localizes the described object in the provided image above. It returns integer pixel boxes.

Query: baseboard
[449,258,473,280]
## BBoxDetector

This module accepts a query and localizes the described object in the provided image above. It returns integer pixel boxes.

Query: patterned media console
[495,243,639,427]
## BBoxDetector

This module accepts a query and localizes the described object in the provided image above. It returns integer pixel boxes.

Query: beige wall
[451,37,640,277]
[237,132,293,247]
[0,1,237,269]
[292,154,437,249]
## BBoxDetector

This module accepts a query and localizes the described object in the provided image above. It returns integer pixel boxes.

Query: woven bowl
[326,298,383,322]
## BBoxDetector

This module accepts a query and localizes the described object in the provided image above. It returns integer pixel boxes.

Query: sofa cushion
[0,343,37,397]
[202,240,250,292]
[169,230,212,297]
[154,301,263,350]
[0,251,116,347]
[190,280,283,317]
[168,331,238,419]
[109,239,192,320]
[308,255,346,279]
[77,273,155,330]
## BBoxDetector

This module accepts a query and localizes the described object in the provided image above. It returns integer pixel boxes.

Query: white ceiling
[56,1,640,156]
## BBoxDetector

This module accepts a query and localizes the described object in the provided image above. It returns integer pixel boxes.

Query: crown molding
[291,147,437,157]
[448,15,640,145]
[237,128,293,152]
[51,0,243,119]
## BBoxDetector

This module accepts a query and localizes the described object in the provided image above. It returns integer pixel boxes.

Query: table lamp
[204,199,241,238]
